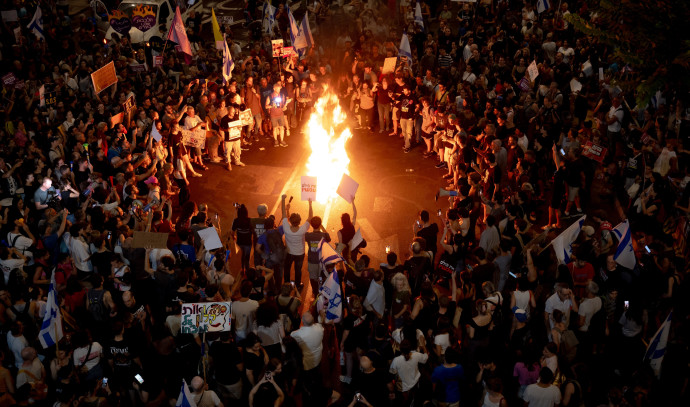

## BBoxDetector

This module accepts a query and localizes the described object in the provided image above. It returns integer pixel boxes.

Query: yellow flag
[211,8,223,50]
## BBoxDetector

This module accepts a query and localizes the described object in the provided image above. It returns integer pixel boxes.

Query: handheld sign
[527,61,539,82]
[272,39,284,57]
[382,57,397,74]
[181,302,231,334]
[301,176,317,201]
[198,227,223,251]
[337,174,359,203]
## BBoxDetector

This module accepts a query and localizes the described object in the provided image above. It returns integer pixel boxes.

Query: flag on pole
[27,6,44,40]
[318,238,343,271]
[211,8,224,50]
[317,263,343,322]
[644,311,672,378]
[288,8,302,49]
[612,219,636,270]
[551,215,586,264]
[537,0,551,14]
[262,1,276,34]
[399,33,412,60]
[167,6,192,56]
[38,272,63,349]
[175,379,197,407]
[296,12,314,57]
[221,34,234,85]
[414,3,424,29]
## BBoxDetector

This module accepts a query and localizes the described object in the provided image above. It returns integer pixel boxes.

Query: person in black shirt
[415,210,439,258]
[210,331,244,402]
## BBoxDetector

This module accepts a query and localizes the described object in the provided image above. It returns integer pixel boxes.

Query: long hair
[391,273,411,294]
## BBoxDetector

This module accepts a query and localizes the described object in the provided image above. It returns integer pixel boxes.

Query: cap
[582,225,595,237]
[512,307,528,322]
[144,176,159,185]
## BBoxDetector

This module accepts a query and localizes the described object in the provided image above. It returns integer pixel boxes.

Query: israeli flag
[551,215,586,264]
[317,263,343,322]
[222,34,234,85]
[38,272,63,349]
[175,379,197,407]
[612,219,636,270]
[399,33,412,60]
[27,6,44,40]
[537,0,551,14]
[318,238,342,271]
[262,2,276,34]
[414,3,424,29]
[297,12,314,56]
[644,311,672,378]
[288,8,302,49]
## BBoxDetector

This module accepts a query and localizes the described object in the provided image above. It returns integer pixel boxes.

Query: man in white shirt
[389,340,429,392]
[68,223,93,278]
[231,281,259,342]
[578,282,603,332]
[363,270,385,321]
[290,311,324,371]
[0,247,27,285]
[544,283,578,337]
[190,376,224,407]
[281,194,313,290]
[523,367,561,407]
[606,97,625,146]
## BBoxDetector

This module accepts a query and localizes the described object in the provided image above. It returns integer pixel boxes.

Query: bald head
[302,311,314,326]
[21,347,36,362]
[191,376,204,392]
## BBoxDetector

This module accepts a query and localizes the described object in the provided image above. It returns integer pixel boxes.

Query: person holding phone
[190,376,224,407]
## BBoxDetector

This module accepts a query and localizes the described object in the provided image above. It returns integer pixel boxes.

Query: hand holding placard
[337,174,359,203]
[301,176,317,201]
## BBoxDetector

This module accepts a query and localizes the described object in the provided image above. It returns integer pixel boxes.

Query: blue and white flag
[551,215,586,264]
[296,12,314,56]
[537,0,551,14]
[262,1,276,34]
[399,33,412,60]
[317,262,343,322]
[221,34,234,85]
[288,8,302,49]
[644,311,672,378]
[318,238,342,271]
[27,6,44,40]
[612,219,636,270]
[175,379,197,407]
[38,272,63,349]
[414,3,424,29]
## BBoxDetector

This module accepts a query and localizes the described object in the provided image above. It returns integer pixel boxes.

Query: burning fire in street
[305,88,353,203]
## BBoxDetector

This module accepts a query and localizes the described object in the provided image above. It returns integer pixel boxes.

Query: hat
[582,225,595,237]
[144,176,159,185]
[512,307,528,322]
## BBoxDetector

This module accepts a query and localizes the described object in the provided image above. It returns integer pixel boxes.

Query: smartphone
[644,245,651,253]
[102,378,108,387]
[624,300,629,310]
[509,272,517,278]
[265,372,272,381]
[214,212,219,220]
[290,281,295,287]
[135,374,144,384]
[385,245,391,254]
[356,393,362,402]
[437,209,443,217]
[107,232,112,239]
[560,148,566,156]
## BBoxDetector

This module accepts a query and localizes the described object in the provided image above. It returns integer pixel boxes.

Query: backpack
[265,229,285,266]
[87,289,108,322]
[10,304,36,339]
[558,327,579,363]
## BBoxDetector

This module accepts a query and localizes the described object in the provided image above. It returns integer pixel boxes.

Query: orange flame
[305,87,353,203]
[132,5,155,18]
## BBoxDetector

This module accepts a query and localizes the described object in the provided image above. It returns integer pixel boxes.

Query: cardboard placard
[151,125,163,142]
[218,16,233,25]
[239,109,253,126]
[198,227,223,251]
[569,78,582,94]
[527,61,539,82]
[349,228,363,251]
[123,94,135,112]
[227,119,242,139]
[281,46,297,58]
[110,112,124,127]
[272,39,284,57]
[301,176,317,201]
[2,73,17,86]
[91,61,118,94]
[180,128,206,148]
[181,302,231,334]
[152,56,164,67]
[336,173,359,203]
[132,231,169,248]
[582,141,607,164]
[382,57,397,74]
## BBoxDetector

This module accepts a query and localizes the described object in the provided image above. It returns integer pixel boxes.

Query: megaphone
[435,188,458,201]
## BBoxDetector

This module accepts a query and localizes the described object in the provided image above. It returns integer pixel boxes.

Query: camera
[46,191,63,211]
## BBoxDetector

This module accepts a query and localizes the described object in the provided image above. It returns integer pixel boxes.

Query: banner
[131,4,156,32]
[582,141,607,163]
[132,231,169,248]
[91,61,118,94]
[108,9,132,35]
[180,302,231,334]
[239,109,253,126]
[301,176,317,201]
[272,39,284,57]
[180,128,206,148]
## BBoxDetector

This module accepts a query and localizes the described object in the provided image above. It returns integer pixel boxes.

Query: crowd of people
[0,1,688,407]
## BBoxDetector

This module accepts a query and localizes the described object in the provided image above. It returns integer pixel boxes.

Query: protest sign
[152,56,163,68]
[129,63,148,72]
[13,27,21,42]
[582,141,607,164]
[198,227,223,251]
[181,302,231,334]
[281,46,296,58]
[110,112,124,127]
[598,67,604,81]
[2,73,17,86]
[132,231,169,248]
[301,176,317,201]
[14,80,25,90]
[218,16,233,26]
[337,174,359,203]
[91,61,118,94]
[180,129,206,148]
[518,77,530,92]
[108,9,132,35]
[239,109,253,126]
[151,125,162,142]
[227,119,243,140]
[1,10,18,22]
[527,61,539,82]
[569,78,582,94]
[349,228,363,251]
[272,39,284,57]
[131,4,156,32]
[382,57,397,74]
[44,91,57,106]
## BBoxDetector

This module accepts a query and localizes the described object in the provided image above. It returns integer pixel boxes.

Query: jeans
[239,245,251,271]
[377,103,391,132]
[400,118,414,148]
[361,107,374,129]
[284,253,305,285]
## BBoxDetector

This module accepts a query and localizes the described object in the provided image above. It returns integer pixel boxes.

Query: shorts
[421,130,432,139]
[567,186,579,202]
[392,107,400,121]
[271,115,286,128]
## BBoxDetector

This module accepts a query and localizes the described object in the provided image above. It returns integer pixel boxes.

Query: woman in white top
[389,339,428,399]
[280,195,313,289]
[256,302,285,359]
[72,332,103,382]
[110,254,131,292]
[511,277,536,321]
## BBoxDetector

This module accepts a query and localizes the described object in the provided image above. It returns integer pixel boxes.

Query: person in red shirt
[568,256,594,299]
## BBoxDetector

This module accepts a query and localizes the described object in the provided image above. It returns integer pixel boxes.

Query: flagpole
[54,322,60,356]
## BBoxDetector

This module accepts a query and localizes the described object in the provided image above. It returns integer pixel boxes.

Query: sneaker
[435,161,447,169]
[403,147,411,153]
[286,131,291,137]
[191,173,202,178]
[388,132,396,137]
[234,161,246,167]
[576,207,583,213]
[564,211,570,216]
[280,141,288,147]
[210,157,222,163]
